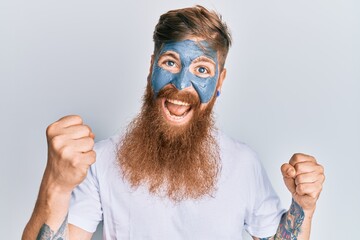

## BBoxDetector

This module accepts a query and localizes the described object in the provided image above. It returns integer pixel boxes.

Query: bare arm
[22,116,95,240]
[253,199,312,240]
[22,174,71,239]
[253,154,325,240]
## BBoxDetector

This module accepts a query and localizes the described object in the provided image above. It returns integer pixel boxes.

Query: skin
[253,153,325,240]
[151,39,225,127]
[151,39,219,103]
[22,115,94,240]
[22,39,325,240]
[36,214,68,240]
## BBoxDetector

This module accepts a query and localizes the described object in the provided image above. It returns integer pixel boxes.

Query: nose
[171,68,192,90]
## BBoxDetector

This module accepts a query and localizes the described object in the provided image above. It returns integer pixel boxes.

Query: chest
[99,173,250,240]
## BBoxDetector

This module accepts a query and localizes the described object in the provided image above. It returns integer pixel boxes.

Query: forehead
[159,39,217,61]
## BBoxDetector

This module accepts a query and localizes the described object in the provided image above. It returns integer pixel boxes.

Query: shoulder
[217,131,259,165]
[94,134,121,158]
[216,131,265,180]
[90,134,122,175]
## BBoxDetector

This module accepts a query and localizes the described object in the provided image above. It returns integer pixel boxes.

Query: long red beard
[117,83,220,202]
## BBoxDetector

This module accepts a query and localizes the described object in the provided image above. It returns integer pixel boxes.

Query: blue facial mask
[151,39,219,103]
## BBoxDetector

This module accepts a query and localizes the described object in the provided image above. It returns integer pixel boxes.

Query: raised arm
[253,153,325,240]
[22,115,95,240]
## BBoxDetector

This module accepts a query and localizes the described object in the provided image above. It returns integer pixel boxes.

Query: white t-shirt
[69,131,285,239]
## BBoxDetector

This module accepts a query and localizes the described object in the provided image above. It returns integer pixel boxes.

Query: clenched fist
[44,115,96,193]
[281,153,325,212]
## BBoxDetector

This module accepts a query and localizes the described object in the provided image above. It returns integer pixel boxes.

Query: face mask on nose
[151,40,219,103]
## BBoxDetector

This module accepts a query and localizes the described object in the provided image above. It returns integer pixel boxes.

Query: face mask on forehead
[151,39,219,103]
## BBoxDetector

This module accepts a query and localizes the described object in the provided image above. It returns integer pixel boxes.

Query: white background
[1,0,359,239]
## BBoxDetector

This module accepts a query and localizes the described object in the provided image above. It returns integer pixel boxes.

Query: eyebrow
[192,56,216,65]
[158,51,179,60]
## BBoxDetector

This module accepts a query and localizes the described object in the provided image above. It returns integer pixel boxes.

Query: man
[23,5,325,240]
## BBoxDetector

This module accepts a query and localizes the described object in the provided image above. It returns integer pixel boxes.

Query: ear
[216,68,227,95]
[147,54,155,84]
[150,54,154,69]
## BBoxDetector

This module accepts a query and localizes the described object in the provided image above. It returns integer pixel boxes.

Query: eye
[159,57,180,73]
[166,60,176,67]
[197,66,208,74]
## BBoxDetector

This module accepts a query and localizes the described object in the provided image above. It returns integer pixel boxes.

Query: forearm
[274,198,313,240]
[255,199,314,240]
[253,154,324,240]
[23,116,96,239]
[22,171,71,240]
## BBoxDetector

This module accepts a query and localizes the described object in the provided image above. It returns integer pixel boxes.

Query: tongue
[166,101,191,116]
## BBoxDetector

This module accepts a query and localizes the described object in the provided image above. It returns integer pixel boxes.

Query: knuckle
[314,184,322,195]
[318,164,324,173]
[291,153,299,162]
[81,137,94,148]
[294,163,301,171]
[88,137,95,147]
[296,184,305,194]
[50,135,64,150]
[86,135,94,142]
[70,115,83,123]
[294,178,299,185]
[59,145,72,158]
[295,175,303,184]
[83,125,92,134]
[290,153,303,165]
[69,160,78,169]
[88,149,96,155]
[310,192,318,199]
[291,153,317,164]
[317,174,325,185]
[46,123,57,137]
[70,154,82,167]
[293,153,306,159]
[309,155,317,162]
[83,125,91,136]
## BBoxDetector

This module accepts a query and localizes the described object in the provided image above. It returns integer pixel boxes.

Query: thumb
[90,132,95,139]
[281,163,296,195]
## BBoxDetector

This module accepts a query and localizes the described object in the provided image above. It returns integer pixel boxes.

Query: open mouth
[162,98,194,123]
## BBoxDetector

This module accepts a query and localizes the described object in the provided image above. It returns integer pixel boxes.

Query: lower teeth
[170,111,187,117]
[169,112,187,119]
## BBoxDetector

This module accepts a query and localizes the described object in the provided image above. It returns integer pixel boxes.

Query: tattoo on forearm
[276,199,304,240]
[36,214,68,240]
[258,199,305,240]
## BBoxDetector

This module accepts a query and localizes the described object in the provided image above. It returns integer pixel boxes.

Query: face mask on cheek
[151,40,219,103]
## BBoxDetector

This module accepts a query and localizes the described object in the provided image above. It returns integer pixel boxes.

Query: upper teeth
[167,99,190,106]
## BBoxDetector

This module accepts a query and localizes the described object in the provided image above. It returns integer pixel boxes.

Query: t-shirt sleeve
[244,157,286,238]
[68,148,103,233]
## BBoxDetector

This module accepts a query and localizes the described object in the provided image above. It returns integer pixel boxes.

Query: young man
[23,5,325,240]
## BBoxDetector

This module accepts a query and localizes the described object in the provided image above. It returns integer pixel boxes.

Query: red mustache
[157,87,200,107]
